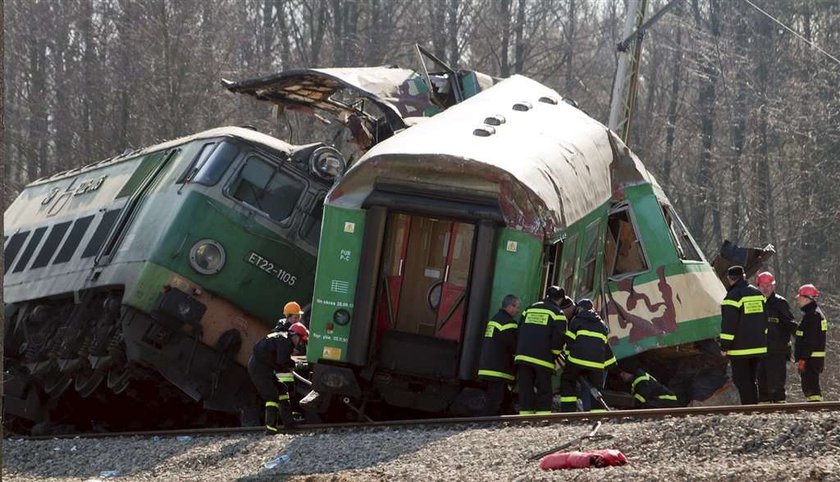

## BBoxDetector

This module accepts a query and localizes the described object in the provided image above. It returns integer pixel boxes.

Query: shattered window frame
[662,204,704,262]
[605,204,650,280]
[577,220,601,297]
[225,154,307,227]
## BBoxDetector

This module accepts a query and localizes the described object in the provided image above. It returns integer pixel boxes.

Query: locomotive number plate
[246,251,298,286]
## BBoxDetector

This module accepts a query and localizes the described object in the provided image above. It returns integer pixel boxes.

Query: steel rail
[14,400,840,441]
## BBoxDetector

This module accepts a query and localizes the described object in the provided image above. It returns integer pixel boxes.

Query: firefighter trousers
[730,356,761,405]
[800,363,822,401]
[483,379,507,416]
[559,364,603,412]
[516,364,553,414]
[757,353,788,403]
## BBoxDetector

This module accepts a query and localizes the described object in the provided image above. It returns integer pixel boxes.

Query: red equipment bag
[539,449,627,470]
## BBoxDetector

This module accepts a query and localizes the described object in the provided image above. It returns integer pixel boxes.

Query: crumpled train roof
[329,75,657,238]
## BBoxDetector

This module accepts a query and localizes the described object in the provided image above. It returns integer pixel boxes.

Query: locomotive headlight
[189,239,226,275]
[309,146,346,181]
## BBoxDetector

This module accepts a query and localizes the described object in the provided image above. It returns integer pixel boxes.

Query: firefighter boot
[264,401,280,434]
[279,401,297,429]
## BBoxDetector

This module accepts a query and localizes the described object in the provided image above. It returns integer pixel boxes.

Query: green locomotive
[3,126,344,431]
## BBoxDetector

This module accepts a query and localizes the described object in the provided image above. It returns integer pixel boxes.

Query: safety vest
[563,310,616,370]
[720,280,768,358]
[514,300,566,371]
[477,310,518,381]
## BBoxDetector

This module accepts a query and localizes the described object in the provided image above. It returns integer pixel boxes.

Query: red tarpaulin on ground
[539,449,627,470]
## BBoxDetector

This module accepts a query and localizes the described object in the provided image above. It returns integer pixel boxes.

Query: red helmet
[756,271,775,286]
[288,322,309,342]
[797,284,819,299]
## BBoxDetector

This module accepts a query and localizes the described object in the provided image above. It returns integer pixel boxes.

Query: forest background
[4,0,840,311]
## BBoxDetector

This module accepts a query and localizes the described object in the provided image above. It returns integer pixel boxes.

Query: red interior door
[434,222,474,341]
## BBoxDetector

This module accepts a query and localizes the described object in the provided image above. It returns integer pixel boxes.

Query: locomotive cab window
[662,204,703,262]
[179,141,241,186]
[605,206,648,278]
[229,155,304,224]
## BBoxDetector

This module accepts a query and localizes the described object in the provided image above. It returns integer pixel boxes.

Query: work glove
[797,359,807,372]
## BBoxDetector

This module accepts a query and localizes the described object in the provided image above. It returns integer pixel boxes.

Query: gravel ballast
[5,410,840,481]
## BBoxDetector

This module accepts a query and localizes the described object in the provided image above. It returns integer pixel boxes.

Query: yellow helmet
[283,301,304,316]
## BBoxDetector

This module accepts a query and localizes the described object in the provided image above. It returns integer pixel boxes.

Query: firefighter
[720,265,768,405]
[559,299,616,412]
[477,294,521,415]
[755,271,796,403]
[275,301,306,333]
[514,286,570,415]
[794,284,827,402]
[248,321,309,433]
[620,369,679,408]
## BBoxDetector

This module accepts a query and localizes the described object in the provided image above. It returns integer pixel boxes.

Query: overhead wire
[742,0,840,67]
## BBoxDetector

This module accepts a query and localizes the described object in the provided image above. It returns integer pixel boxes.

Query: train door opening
[375,213,475,343]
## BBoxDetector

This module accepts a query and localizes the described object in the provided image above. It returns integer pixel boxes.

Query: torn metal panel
[330,75,649,240]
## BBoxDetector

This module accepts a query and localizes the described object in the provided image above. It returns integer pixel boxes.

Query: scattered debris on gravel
[5,410,840,481]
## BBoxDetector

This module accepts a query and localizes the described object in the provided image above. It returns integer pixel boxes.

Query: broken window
[560,234,578,294]
[540,241,563,295]
[605,206,648,277]
[229,156,304,224]
[662,204,703,262]
[578,221,600,296]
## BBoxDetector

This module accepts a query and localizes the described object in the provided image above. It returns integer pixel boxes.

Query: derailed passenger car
[306,75,749,416]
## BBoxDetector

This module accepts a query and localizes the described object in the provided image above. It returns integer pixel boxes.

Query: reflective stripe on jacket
[794,301,827,366]
[720,279,768,358]
[764,292,796,354]
[563,309,615,370]
[514,300,566,371]
[478,309,518,381]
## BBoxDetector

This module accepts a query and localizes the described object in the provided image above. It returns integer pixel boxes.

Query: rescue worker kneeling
[559,299,616,412]
[477,294,521,415]
[248,320,309,433]
[620,369,679,408]
[514,286,570,415]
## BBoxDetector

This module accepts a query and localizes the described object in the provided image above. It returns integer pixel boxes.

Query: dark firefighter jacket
[563,309,616,370]
[251,330,296,372]
[720,279,768,358]
[515,299,566,371]
[765,292,796,355]
[478,310,518,381]
[794,301,827,371]
[630,369,679,408]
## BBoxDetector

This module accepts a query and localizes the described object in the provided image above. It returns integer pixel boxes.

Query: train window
[662,204,703,261]
[578,221,600,295]
[177,143,216,184]
[559,234,578,294]
[193,142,240,186]
[230,156,304,224]
[605,207,648,277]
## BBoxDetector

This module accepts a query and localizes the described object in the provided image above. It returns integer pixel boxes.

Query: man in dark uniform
[514,286,570,415]
[620,369,680,408]
[756,271,796,403]
[477,294,521,415]
[720,265,768,405]
[248,322,308,433]
[794,284,827,401]
[559,299,616,412]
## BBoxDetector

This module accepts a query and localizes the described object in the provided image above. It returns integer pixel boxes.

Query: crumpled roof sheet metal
[329,75,656,238]
[224,67,434,120]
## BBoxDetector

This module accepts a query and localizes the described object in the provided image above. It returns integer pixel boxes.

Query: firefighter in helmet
[477,294,521,415]
[275,301,306,332]
[755,271,796,403]
[720,265,767,405]
[794,284,827,401]
[248,316,309,433]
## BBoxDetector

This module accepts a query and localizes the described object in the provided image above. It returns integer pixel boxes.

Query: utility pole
[608,0,681,145]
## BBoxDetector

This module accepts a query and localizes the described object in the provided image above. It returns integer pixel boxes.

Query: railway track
[15,400,840,441]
